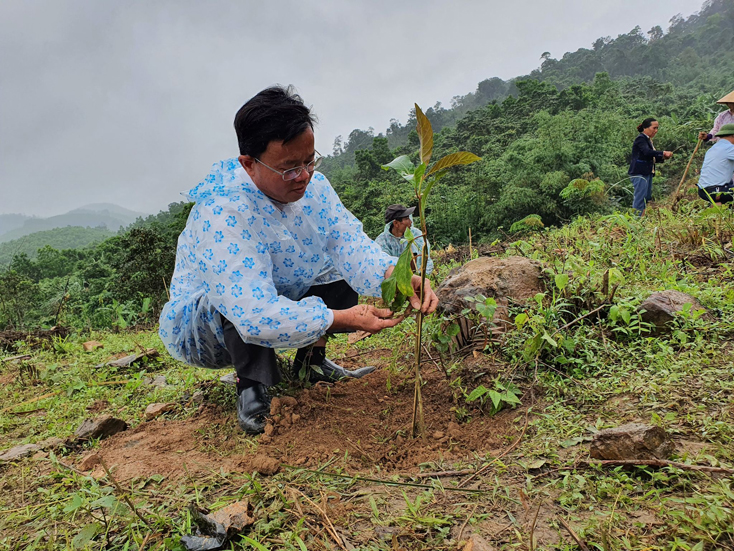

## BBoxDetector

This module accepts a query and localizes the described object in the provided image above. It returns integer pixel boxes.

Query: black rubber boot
[294,347,376,383]
[236,384,271,434]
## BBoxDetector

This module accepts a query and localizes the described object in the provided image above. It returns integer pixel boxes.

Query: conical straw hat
[717,90,734,104]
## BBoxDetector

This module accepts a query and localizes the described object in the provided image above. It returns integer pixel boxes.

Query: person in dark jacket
[628,118,673,215]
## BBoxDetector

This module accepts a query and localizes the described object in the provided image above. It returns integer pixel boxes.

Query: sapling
[381,105,480,437]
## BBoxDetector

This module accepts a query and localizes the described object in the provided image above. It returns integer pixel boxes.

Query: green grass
[2,200,734,550]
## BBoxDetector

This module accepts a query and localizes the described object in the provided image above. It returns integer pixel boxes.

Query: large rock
[638,290,711,332]
[436,256,545,327]
[590,423,674,460]
[0,444,40,461]
[144,402,176,421]
[75,415,128,441]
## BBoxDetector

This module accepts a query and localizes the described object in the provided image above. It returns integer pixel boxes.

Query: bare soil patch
[83,356,526,482]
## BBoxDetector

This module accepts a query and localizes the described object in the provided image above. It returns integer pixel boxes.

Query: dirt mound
[84,355,525,482]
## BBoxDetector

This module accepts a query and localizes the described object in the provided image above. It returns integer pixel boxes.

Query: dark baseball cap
[385,204,416,223]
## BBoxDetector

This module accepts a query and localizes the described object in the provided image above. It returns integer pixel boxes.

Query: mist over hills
[0,203,148,243]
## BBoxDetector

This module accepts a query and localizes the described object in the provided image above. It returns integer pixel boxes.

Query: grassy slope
[1,195,733,550]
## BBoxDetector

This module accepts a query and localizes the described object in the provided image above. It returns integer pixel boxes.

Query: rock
[151,375,169,388]
[463,533,495,551]
[447,422,462,439]
[251,454,280,476]
[191,390,205,404]
[638,290,711,332]
[182,500,254,550]
[209,500,255,534]
[219,372,237,386]
[78,452,102,471]
[0,444,40,461]
[436,256,545,328]
[590,423,674,460]
[144,402,176,421]
[37,437,67,450]
[432,431,445,440]
[82,341,103,352]
[75,415,128,441]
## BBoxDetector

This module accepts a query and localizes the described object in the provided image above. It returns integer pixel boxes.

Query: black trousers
[221,279,358,391]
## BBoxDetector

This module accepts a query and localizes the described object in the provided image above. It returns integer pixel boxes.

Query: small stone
[32,451,48,460]
[37,437,66,450]
[75,415,128,441]
[144,402,176,421]
[432,431,445,440]
[463,533,495,551]
[191,391,205,404]
[219,372,237,386]
[590,423,674,460]
[82,341,104,352]
[251,454,280,476]
[151,375,169,388]
[0,444,40,461]
[78,452,102,471]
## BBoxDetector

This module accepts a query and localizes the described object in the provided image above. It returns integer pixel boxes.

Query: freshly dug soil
[85,352,527,482]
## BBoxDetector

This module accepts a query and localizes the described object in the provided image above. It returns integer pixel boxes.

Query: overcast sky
[1,0,699,218]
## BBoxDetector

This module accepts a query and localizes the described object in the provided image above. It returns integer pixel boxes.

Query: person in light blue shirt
[374,204,434,276]
[159,86,438,434]
[697,123,734,205]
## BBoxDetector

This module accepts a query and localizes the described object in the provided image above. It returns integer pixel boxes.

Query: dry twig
[557,516,590,551]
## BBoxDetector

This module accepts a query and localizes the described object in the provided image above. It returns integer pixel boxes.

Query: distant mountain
[0,203,148,243]
[0,226,115,266]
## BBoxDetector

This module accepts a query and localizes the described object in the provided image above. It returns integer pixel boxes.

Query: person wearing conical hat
[698,90,734,143]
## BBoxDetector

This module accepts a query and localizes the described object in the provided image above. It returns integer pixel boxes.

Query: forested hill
[323,0,734,243]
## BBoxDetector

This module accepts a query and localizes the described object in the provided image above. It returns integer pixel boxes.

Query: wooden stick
[0,354,31,363]
[582,458,734,474]
[294,489,347,551]
[1,391,61,413]
[468,227,473,260]
[557,516,590,551]
[100,459,154,530]
[672,138,703,209]
[457,503,478,542]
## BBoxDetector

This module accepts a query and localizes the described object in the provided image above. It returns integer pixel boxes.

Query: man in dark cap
[374,204,434,275]
[697,123,734,205]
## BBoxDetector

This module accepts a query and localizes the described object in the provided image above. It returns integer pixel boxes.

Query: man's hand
[663,150,673,159]
[330,304,402,334]
[698,131,709,141]
[408,275,439,314]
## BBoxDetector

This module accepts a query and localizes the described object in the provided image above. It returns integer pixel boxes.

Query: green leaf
[413,163,427,191]
[488,390,503,410]
[467,385,488,402]
[415,104,433,167]
[554,273,569,291]
[73,523,102,549]
[90,495,118,509]
[446,323,460,338]
[381,155,415,178]
[502,391,522,405]
[394,248,415,297]
[381,276,397,306]
[240,536,270,551]
[423,170,447,197]
[541,331,558,348]
[64,493,84,513]
[426,151,481,176]
[515,313,528,330]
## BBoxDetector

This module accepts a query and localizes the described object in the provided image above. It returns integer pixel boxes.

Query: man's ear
[239,155,256,176]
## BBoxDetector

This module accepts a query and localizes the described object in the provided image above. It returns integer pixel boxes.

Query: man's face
[393,216,412,233]
[239,127,315,204]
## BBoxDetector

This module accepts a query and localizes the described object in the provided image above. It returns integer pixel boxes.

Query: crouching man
[159,86,438,434]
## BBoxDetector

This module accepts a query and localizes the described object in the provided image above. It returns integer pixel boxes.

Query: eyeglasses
[254,151,323,181]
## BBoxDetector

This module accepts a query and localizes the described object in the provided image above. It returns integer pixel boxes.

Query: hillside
[0,226,114,266]
[0,203,147,243]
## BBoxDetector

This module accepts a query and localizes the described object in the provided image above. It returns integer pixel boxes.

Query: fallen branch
[582,458,734,474]
[416,468,473,479]
[557,516,590,551]
[458,408,531,488]
[0,354,31,363]
[294,488,347,551]
[100,459,154,530]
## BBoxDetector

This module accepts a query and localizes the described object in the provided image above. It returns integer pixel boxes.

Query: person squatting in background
[696,123,734,206]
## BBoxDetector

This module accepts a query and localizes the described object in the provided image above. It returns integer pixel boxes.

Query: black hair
[637,118,657,133]
[234,85,316,157]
